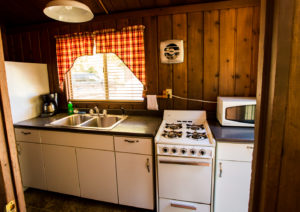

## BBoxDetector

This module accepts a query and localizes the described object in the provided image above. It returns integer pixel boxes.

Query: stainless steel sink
[81,115,124,129]
[48,114,127,130]
[49,114,93,126]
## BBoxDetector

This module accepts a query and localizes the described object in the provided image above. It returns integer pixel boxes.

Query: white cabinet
[214,142,253,212]
[16,142,46,190]
[76,148,118,203]
[42,144,80,196]
[116,152,154,209]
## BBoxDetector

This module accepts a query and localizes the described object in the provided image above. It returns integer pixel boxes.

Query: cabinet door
[214,160,252,212]
[116,152,154,209]
[17,142,46,190]
[76,148,118,203]
[42,144,80,196]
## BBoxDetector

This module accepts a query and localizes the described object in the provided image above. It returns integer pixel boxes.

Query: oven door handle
[170,201,197,210]
[159,160,210,166]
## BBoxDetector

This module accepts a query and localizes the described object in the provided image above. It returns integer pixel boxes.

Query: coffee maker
[41,93,58,117]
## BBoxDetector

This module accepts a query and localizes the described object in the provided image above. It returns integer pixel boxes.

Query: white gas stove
[155,110,215,212]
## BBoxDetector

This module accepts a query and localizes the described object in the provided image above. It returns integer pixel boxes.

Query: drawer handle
[170,203,197,210]
[219,162,223,178]
[160,160,210,166]
[21,131,31,135]
[246,146,254,149]
[124,139,139,143]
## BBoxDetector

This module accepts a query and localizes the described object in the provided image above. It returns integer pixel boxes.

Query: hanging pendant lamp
[43,0,94,23]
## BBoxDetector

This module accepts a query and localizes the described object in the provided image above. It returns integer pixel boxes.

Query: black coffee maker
[41,93,58,117]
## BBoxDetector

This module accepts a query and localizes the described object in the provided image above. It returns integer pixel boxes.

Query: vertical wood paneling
[21,32,33,62]
[30,31,42,62]
[219,9,236,96]
[143,16,158,95]
[250,6,260,96]
[203,10,219,111]
[12,33,24,61]
[187,12,204,109]
[157,15,173,109]
[117,18,129,29]
[173,13,187,109]
[3,5,260,111]
[235,7,253,96]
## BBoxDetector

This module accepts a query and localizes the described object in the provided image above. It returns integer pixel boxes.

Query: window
[68,53,144,101]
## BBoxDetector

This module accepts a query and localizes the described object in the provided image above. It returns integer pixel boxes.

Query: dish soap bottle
[68,101,74,115]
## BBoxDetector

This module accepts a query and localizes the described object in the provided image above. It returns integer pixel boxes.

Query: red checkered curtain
[55,32,93,90]
[94,25,146,85]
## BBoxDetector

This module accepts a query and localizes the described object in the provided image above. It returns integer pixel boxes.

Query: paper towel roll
[147,95,159,110]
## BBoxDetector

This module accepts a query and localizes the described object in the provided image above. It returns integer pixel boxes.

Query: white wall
[5,61,50,123]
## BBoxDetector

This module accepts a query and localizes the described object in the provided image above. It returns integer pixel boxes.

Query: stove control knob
[172,148,177,154]
[200,149,206,156]
[181,148,187,154]
[190,149,196,155]
[162,147,169,153]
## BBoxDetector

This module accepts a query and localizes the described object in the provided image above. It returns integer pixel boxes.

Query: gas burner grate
[162,130,182,138]
[186,132,207,140]
[165,123,183,130]
[186,124,205,131]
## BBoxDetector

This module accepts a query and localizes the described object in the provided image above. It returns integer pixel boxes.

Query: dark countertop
[208,119,254,143]
[14,113,162,137]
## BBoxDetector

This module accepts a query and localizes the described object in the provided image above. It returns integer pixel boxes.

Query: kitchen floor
[25,188,151,212]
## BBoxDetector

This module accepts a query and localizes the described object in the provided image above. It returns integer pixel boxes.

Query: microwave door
[225,105,256,124]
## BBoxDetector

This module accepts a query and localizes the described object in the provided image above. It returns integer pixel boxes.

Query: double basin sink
[48,114,127,130]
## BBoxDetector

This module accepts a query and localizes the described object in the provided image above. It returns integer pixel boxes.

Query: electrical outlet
[6,200,16,212]
[165,89,172,98]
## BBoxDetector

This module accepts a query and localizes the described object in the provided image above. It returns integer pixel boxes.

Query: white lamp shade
[43,0,94,23]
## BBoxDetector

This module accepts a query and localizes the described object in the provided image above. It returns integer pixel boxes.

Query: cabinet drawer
[40,130,114,151]
[159,198,210,212]
[217,142,254,162]
[114,136,152,155]
[15,128,40,143]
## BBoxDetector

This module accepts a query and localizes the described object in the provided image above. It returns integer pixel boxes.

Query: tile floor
[25,188,152,212]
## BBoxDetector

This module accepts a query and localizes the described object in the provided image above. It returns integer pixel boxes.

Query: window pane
[106,53,144,101]
[70,55,105,100]
[69,53,143,101]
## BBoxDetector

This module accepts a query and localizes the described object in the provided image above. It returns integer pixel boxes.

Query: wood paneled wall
[3,2,260,111]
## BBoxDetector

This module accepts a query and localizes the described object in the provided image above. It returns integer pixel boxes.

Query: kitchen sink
[80,116,123,129]
[48,114,127,130]
[49,114,93,126]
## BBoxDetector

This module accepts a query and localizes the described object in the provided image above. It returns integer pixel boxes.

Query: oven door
[157,156,212,204]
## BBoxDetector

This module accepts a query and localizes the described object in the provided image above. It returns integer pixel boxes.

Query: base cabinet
[42,144,80,196]
[15,128,154,209]
[116,152,154,209]
[76,148,118,203]
[17,142,46,190]
[214,142,253,212]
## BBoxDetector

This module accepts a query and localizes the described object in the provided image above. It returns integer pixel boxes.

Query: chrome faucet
[94,106,100,115]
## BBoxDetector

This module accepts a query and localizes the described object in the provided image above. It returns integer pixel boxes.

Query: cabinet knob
[219,162,223,178]
[21,131,31,135]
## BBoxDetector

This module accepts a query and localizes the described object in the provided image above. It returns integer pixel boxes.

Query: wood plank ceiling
[0,0,223,27]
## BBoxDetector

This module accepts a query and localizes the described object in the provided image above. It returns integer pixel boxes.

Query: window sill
[70,99,145,103]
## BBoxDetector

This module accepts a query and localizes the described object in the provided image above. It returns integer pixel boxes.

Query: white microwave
[217,96,256,127]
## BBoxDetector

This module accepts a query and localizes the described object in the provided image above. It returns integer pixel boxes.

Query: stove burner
[186,124,205,131]
[162,130,182,138]
[186,132,207,140]
[165,123,182,130]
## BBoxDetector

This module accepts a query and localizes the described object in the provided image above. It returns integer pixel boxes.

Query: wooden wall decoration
[3,1,260,111]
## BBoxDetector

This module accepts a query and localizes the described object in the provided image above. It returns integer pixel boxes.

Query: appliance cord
[172,95,217,103]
